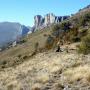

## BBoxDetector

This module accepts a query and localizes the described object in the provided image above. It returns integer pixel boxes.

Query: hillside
[0,5,90,90]
[0,22,30,47]
[0,27,52,69]
[0,44,90,90]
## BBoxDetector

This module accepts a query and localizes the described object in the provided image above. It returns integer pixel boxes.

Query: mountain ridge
[0,22,30,47]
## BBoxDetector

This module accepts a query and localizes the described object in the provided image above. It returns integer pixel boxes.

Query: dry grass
[0,49,89,89]
[0,28,52,69]
[63,65,90,83]
[36,74,50,84]
[32,83,41,90]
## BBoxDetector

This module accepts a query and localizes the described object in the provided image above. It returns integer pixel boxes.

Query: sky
[0,0,90,26]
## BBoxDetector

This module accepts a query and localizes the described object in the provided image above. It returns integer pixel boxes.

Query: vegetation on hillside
[45,11,90,54]
[78,30,90,54]
[0,7,90,70]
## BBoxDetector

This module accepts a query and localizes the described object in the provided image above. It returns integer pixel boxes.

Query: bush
[60,21,71,31]
[78,33,90,54]
[62,26,79,43]
[52,24,60,32]
[45,35,54,50]
[79,12,90,26]
[78,28,88,38]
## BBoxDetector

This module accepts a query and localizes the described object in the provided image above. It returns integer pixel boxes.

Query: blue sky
[0,0,90,26]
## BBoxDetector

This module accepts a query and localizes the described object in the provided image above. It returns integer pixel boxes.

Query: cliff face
[34,13,70,30]
[34,15,43,29]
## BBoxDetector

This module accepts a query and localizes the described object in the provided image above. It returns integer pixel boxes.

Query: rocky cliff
[34,13,70,30]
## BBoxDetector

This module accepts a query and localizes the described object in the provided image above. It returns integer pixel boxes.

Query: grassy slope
[0,27,52,69]
[0,45,90,90]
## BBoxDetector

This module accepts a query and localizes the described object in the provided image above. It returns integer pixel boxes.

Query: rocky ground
[0,44,90,90]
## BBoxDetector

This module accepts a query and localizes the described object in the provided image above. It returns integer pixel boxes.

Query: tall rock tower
[44,13,55,26]
[34,15,43,29]
[33,14,70,31]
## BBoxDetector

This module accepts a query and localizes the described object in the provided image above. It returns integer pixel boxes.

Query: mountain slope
[0,4,90,69]
[0,22,30,47]
[0,5,90,90]
[0,46,90,90]
[0,27,52,68]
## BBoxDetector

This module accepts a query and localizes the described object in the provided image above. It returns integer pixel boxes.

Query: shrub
[52,24,60,32]
[60,21,71,31]
[79,12,90,26]
[78,28,88,38]
[64,26,80,42]
[78,33,90,54]
[45,35,54,50]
